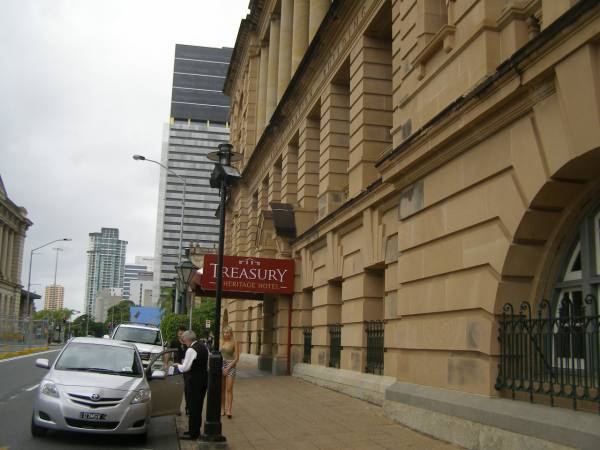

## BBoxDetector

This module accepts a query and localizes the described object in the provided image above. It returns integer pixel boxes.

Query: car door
[147,349,185,417]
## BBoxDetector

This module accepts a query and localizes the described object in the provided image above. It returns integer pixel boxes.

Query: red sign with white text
[200,255,295,295]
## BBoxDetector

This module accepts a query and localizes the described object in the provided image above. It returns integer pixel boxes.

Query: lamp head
[132,155,146,161]
[63,238,72,241]
[207,143,241,167]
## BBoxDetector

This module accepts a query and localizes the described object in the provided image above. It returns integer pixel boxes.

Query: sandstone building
[0,175,32,319]
[219,1,600,447]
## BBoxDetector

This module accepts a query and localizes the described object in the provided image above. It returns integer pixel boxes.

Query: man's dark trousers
[187,340,209,438]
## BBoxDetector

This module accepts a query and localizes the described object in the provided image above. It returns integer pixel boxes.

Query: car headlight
[131,389,151,404]
[40,381,59,398]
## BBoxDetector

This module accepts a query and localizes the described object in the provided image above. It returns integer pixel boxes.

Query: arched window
[552,208,600,368]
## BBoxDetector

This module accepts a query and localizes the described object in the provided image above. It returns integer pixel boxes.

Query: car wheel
[31,414,48,437]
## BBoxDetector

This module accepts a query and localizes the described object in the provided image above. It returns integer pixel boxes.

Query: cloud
[0,0,247,313]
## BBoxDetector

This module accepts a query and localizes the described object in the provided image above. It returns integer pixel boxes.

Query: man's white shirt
[177,341,198,373]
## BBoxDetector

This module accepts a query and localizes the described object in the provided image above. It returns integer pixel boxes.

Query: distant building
[123,263,147,300]
[84,228,127,316]
[43,285,64,310]
[94,287,123,323]
[129,271,153,307]
[153,44,232,299]
[134,256,154,271]
[0,175,32,319]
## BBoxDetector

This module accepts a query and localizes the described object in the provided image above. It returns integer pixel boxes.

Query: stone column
[349,35,392,197]
[340,271,384,372]
[257,44,269,136]
[7,230,14,282]
[309,0,330,43]
[266,15,280,121]
[0,225,5,277]
[277,0,294,101]
[281,142,299,204]
[291,0,309,74]
[245,50,261,153]
[319,82,350,219]
[297,117,320,212]
[258,296,274,371]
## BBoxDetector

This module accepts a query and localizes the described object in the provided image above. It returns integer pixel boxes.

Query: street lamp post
[26,238,72,315]
[133,154,187,314]
[176,259,197,330]
[200,143,241,446]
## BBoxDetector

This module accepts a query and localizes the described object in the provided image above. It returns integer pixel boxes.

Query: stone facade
[0,175,32,319]
[221,0,600,446]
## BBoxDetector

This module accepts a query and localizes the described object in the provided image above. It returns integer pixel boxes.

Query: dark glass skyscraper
[154,45,232,295]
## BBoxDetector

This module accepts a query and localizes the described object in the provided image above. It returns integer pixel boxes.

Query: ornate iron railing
[328,324,342,368]
[495,297,600,413]
[365,321,385,375]
[303,327,312,363]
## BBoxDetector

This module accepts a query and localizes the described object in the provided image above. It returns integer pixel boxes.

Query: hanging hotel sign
[200,254,295,295]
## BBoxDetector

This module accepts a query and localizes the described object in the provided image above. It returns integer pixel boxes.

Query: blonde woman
[220,326,240,418]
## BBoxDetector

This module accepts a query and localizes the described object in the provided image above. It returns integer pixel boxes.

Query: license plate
[80,412,106,420]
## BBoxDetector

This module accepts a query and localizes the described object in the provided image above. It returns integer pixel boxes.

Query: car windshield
[113,326,161,346]
[55,343,142,377]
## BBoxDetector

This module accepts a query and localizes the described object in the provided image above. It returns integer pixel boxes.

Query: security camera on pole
[199,143,241,447]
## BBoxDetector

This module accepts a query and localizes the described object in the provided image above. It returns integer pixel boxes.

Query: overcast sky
[0,0,248,314]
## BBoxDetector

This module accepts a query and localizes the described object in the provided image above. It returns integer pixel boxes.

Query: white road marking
[25,384,39,392]
[0,349,60,364]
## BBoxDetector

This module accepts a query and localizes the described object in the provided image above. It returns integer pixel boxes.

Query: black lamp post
[177,259,197,330]
[200,143,241,446]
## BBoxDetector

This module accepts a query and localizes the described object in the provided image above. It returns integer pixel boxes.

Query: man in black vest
[174,330,208,440]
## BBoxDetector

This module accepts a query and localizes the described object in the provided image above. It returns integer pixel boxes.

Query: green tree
[160,299,216,344]
[33,308,73,323]
[158,286,175,316]
[69,314,106,337]
[105,300,135,328]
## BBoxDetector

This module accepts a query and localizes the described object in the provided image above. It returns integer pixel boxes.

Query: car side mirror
[35,358,50,369]
[103,335,110,339]
[150,370,166,380]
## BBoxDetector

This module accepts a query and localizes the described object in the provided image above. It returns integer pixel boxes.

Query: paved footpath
[177,361,457,450]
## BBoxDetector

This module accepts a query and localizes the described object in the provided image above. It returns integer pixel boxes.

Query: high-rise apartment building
[84,228,127,316]
[154,45,232,293]
[43,285,64,310]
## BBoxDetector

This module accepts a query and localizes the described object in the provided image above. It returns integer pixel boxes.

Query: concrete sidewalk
[176,361,457,450]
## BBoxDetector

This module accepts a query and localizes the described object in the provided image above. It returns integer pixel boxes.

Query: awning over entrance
[191,254,294,299]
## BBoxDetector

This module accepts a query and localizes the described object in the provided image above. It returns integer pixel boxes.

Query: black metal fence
[328,324,342,368]
[303,327,312,363]
[365,321,385,375]
[495,297,600,412]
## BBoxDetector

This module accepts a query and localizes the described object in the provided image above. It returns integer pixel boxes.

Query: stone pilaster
[266,15,280,121]
[258,296,274,371]
[340,271,384,372]
[272,296,291,374]
[277,0,294,101]
[268,162,282,204]
[311,282,342,366]
[309,0,330,43]
[319,82,350,219]
[291,0,309,74]
[349,35,392,197]
[281,142,299,204]
[297,117,320,213]
[257,44,269,137]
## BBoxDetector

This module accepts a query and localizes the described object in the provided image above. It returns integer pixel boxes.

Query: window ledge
[413,25,457,80]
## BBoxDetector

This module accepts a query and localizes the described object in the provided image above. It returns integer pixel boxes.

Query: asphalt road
[0,348,179,450]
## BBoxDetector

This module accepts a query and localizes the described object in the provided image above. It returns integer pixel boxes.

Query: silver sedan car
[31,337,184,441]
